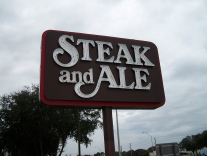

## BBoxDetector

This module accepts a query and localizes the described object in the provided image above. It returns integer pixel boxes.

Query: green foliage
[179,136,197,153]
[94,152,105,156]
[201,130,207,147]
[179,130,207,153]
[135,149,150,156]
[0,85,102,156]
[106,149,149,156]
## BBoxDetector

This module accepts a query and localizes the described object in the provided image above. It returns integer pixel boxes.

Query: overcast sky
[1,0,207,155]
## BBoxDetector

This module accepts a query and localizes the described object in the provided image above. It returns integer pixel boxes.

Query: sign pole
[102,107,115,156]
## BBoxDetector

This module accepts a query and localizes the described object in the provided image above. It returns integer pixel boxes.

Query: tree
[193,134,203,150]
[179,134,203,154]
[179,136,195,153]
[121,149,149,156]
[133,149,149,156]
[179,130,207,153]
[0,85,102,156]
[201,130,207,147]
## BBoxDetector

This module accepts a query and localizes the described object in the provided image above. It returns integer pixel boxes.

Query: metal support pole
[102,107,115,156]
[143,132,154,156]
[116,109,121,156]
[150,136,154,156]
[130,143,132,156]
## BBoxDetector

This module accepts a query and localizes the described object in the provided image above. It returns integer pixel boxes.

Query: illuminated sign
[40,30,165,109]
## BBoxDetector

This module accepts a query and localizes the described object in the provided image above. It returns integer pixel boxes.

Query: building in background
[155,142,180,156]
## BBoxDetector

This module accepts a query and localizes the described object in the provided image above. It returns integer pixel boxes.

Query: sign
[40,30,165,109]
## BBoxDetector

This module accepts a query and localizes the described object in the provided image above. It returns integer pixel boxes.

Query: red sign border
[40,30,165,109]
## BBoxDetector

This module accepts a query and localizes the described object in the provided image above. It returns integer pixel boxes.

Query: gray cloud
[0,0,207,155]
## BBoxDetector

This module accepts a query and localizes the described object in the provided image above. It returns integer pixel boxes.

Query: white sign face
[40,30,165,109]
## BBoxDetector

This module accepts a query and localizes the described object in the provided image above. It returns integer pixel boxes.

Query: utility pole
[143,132,154,156]
[130,143,132,156]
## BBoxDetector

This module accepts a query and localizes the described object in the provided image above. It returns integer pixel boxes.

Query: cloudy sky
[1,0,207,155]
